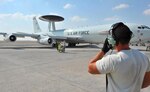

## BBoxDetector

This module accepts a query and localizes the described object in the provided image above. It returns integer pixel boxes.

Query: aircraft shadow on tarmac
[0,44,100,50]
[67,44,100,48]
[0,44,149,52]
[0,45,59,50]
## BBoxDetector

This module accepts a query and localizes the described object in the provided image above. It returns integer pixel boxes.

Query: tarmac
[0,41,149,92]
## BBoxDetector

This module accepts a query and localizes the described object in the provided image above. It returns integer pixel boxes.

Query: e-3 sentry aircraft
[0,15,150,47]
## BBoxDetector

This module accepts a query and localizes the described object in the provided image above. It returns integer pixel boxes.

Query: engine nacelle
[38,37,53,45]
[4,34,17,42]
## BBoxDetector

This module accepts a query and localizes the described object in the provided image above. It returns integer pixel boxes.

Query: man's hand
[102,38,111,54]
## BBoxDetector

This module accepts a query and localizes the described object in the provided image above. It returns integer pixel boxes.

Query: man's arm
[142,71,150,88]
[88,38,111,74]
[88,51,105,74]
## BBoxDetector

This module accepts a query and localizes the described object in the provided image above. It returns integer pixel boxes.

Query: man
[56,40,66,53]
[88,22,150,92]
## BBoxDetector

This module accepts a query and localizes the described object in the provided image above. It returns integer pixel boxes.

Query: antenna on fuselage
[39,15,64,31]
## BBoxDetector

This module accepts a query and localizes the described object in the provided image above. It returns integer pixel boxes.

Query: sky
[0,0,150,34]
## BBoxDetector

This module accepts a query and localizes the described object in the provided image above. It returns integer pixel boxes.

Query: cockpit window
[138,25,150,29]
[138,27,141,29]
[138,27,142,29]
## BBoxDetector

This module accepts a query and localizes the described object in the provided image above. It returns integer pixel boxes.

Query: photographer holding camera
[88,22,150,92]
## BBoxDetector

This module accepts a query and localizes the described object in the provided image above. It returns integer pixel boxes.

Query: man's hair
[111,22,133,45]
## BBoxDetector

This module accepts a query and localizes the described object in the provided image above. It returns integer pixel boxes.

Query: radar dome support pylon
[39,15,64,31]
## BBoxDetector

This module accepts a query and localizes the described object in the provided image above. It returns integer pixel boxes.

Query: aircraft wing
[14,32,82,41]
[50,35,81,40]
[14,32,40,38]
[0,31,81,38]
[0,31,83,44]
[0,32,39,38]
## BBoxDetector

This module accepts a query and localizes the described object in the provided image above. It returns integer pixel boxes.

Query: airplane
[0,15,150,48]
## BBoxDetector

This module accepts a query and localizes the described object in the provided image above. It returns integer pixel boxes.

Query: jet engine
[4,34,17,42]
[38,37,53,45]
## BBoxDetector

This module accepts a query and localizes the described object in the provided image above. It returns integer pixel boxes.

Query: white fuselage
[48,23,150,45]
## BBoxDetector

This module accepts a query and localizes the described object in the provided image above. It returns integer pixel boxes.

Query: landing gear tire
[68,43,76,47]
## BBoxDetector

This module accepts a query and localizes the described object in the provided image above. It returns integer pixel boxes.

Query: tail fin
[33,17,42,33]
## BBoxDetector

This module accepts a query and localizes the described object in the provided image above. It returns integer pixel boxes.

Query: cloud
[63,3,73,9]
[70,16,87,22]
[0,12,66,33]
[48,12,60,16]
[113,4,129,10]
[0,12,39,21]
[0,12,41,33]
[104,16,119,21]
[143,9,150,16]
